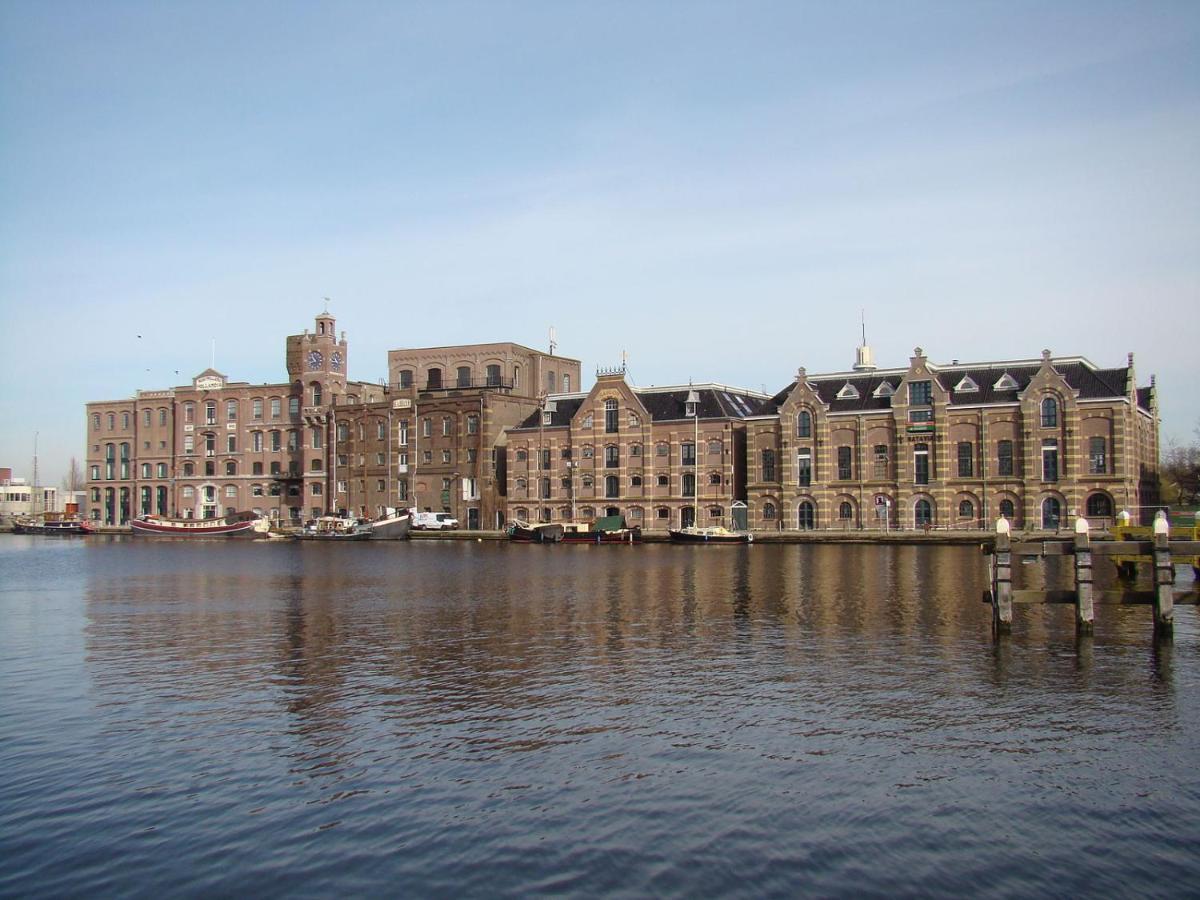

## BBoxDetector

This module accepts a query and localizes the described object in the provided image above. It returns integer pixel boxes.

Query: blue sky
[2,1,1197,485]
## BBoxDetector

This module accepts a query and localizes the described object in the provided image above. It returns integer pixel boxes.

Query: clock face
[307,350,324,370]
[330,351,343,372]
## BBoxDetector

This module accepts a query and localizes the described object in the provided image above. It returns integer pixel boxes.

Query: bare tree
[1161,421,1200,507]
[61,457,86,493]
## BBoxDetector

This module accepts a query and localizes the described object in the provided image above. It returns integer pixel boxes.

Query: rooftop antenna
[549,326,557,356]
[853,309,877,372]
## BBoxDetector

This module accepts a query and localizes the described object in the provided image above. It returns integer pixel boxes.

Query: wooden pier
[983,512,1200,638]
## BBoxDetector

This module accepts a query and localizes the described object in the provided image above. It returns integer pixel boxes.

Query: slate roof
[754,359,1145,415]
[512,386,766,430]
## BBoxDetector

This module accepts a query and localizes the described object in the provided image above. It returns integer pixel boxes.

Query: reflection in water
[0,537,1197,898]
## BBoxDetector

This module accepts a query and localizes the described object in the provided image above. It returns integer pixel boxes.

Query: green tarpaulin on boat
[593,515,626,532]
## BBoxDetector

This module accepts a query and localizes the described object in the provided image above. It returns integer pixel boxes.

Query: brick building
[744,346,1160,531]
[84,312,380,525]
[331,342,581,529]
[504,369,764,531]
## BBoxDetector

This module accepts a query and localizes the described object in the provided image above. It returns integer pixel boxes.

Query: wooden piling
[992,530,1012,634]
[1074,528,1094,634]
[1153,531,1174,636]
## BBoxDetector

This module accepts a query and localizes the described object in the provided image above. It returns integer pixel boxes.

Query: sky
[1,0,1197,486]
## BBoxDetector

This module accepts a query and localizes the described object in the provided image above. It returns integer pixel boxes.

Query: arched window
[630,475,642,487]
[1041,396,1058,428]
[682,473,695,497]
[605,445,619,468]
[999,498,1015,520]
[763,502,777,520]
[798,501,815,530]
[839,501,853,520]
[225,461,237,476]
[797,410,812,438]
[914,499,933,527]
[1042,497,1061,529]
[709,472,722,485]
[1086,493,1113,518]
[513,365,520,389]
[457,366,471,387]
[183,462,194,476]
[563,374,571,392]
[958,499,974,519]
[426,367,442,389]
[486,364,501,386]
[311,383,322,406]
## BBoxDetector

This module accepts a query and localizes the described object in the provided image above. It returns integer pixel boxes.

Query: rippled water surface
[1,536,1198,898]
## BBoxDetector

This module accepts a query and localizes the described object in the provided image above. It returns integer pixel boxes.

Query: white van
[412,511,460,530]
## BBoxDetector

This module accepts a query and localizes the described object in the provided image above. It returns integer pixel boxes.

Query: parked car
[412,511,460,530]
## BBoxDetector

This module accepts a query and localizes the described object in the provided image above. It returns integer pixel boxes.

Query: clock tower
[286,311,349,400]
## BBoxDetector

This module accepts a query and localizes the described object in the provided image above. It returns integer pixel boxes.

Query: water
[1,537,1198,898]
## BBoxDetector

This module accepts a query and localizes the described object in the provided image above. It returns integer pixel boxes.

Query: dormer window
[954,375,979,393]
[685,388,699,418]
[872,382,895,399]
[836,382,860,400]
[993,372,1019,391]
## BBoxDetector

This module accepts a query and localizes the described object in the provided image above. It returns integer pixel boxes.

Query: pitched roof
[756,358,1140,415]
[511,385,766,430]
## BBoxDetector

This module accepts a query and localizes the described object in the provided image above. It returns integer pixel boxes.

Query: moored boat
[12,518,96,536]
[130,511,270,538]
[505,520,565,543]
[294,516,374,541]
[560,515,641,544]
[668,525,753,544]
[365,509,412,540]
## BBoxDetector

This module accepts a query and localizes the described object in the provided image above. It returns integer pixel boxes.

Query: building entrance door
[681,507,696,528]
[467,508,479,530]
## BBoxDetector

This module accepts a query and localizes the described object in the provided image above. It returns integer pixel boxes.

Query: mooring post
[1073,517,1093,634]
[993,517,1012,633]
[1152,511,1173,636]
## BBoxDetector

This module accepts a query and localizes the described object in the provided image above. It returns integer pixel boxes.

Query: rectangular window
[227,435,237,453]
[914,446,930,485]
[184,436,194,455]
[398,420,409,446]
[909,381,932,405]
[1089,437,1107,474]
[288,397,300,417]
[873,445,888,479]
[605,446,619,468]
[909,408,934,423]
[226,400,238,421]
[681,442,696,466]
[957,442,973,477]
[377,422,386,440]
[1042,441,1059,482]
[270,431,281,452]
[397,479,408,500]
[442,450,452,464]
[252,432,263,452]
[997,440,1013,476]
[797,450,812,486]
[312,428,322,450]
[422,418,432,438]
[271,398,282,419]
[205,403,217,425]
[467,448,476,462]
[605,404,618,433]
[837,446,852,480]
[376,453,385,465]
[466,416,478,435]
[762,449,776,482]
[540,449,551,470]
[288,431,299,452]
[253,399,263,420]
